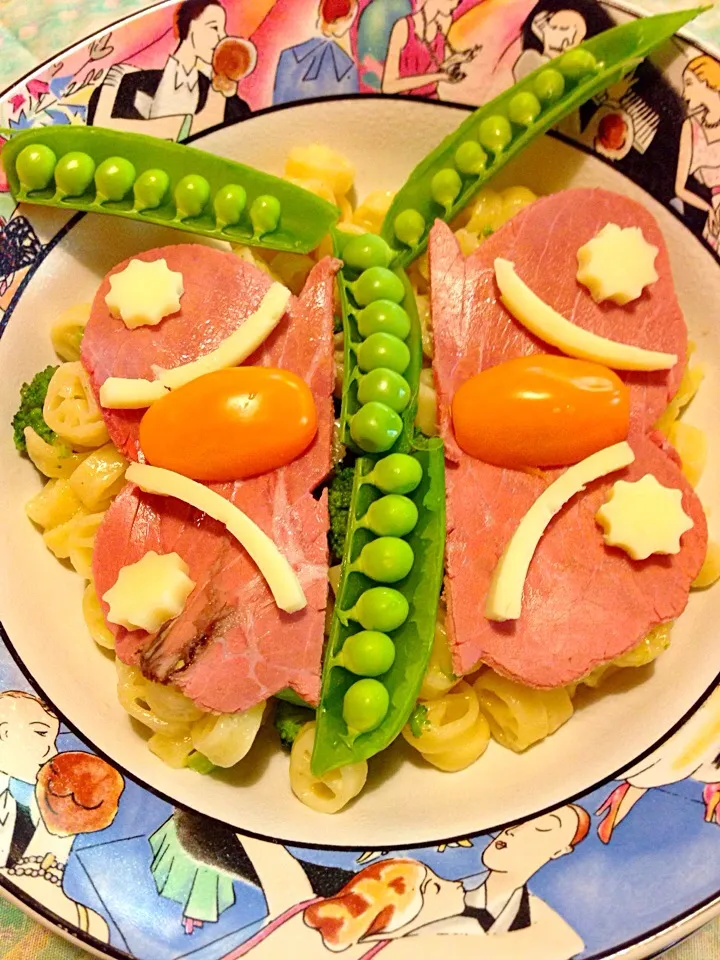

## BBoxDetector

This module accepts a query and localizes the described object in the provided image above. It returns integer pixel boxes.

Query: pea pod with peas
[1,126,339,255]
[312,441,446,776]
[334,229,423,457]
[380,7,704,266]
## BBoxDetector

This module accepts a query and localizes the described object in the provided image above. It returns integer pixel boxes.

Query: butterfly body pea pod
[379,7,705,266]
[1,126,339,254]
[312,440,446,777]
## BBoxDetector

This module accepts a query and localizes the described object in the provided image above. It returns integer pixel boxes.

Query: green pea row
[2,126,339,254]
[334,454,424,738]
[381,8,703,266]
[338,234,415,456]
[13,143,282,239]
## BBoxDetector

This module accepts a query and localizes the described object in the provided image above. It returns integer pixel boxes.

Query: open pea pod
[312,437,445,777]
[381,7,705,266]
[1,126,339,254]
[334,229,422,456]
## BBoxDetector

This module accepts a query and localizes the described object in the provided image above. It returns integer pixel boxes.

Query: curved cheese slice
[153,282,291,390]
[494,258,677,371]
[125,462,306,613]
[485,441,635,622]
[100,377,169,409]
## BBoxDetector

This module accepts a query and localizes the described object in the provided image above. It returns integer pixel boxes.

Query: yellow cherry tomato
[139,367,317,481]
[452,355,629,469]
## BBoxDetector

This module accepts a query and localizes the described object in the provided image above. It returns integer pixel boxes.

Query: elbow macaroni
[43,362,108,449]
[473,672,573,753]
[51,303,91,361]
[402,682,491,771]
[290,722,367,813]
[82,581,116,649]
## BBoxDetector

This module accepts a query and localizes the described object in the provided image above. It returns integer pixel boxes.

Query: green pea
[343,679,390,734]
[356,332,410,375]
[533,68,565,104]
[365,453,423,495]
[250,194,281,237]
[352,537,414,583]
[350,402,403,454]
[358,495,419,537]
[343,234,394,272]
[454,141,487,176]
[394,209,426,248]
[352,266,405,306]
[346,587,409,632]
[356,300,411,340]
[94,156,136,203]
[430,168,462,214]
[559,48,597,81]
[508,91,541,127]
[338,631,396,677]
[357,368,410,412]
[133,169,170,211]
[478,115,512,154]
[175,174,210,219]
[15,144,56,193]
[54,152,95,199]
[214,183,247,229]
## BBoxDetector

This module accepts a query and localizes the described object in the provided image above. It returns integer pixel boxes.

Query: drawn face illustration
[482,808,578,878]
[536,10,587,56]
[0,696,59,783]
[683,67,720,124]
[190,4,227,63]
[417,867,467,927]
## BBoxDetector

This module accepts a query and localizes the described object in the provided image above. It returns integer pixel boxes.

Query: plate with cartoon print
[0,2,720,959]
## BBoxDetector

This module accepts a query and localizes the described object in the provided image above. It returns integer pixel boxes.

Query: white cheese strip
[153,282,291,390]
[485,441,635,622]
[125,462,306,613]
[494,258,677,371]
[100,377,170,409]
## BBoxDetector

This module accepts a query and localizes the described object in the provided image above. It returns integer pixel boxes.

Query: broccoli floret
[328,465,355,561]
[408,703,430,738]
[274,699,314,750]
[186,751,216,775]
[11,365,59,454]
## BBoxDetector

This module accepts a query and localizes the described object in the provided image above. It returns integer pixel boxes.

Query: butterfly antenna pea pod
[1,126,339,255]
[334,228,422,458]
[312,439,446,776]
[380,7,706,266]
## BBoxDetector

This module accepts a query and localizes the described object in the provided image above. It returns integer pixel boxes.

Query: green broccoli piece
[409,703,430,738]
[186,751,216,775]
[328,465,355,561]
[11,365,59,454]
[274,699,314,750]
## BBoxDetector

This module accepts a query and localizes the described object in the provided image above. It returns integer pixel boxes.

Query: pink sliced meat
[429,190,707,687]
[91,253,339,711]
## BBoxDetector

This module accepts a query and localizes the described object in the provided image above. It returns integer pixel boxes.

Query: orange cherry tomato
[139,367,317,481]
[451,355,629,469]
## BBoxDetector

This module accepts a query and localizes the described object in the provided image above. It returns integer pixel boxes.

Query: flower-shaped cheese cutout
[595,474,694,561]
[102,550,195,633]
[105,258,184,329]
[577,223,659,305]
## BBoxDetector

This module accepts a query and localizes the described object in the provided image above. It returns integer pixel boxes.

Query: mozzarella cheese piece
[102,550,195,633]
[596,473,694,561]
[576,223,659,305]
[125,462,306,613]
[153,282,291,390]
[99,377,169,409]
[105,258,184,329]
[486,441,635,621]
[494,258,677,371]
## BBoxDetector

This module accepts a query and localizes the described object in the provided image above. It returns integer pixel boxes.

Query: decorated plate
[1,2,720,958]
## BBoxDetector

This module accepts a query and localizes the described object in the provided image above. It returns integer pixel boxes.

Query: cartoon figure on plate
[512,0,609,82]
[596,685,720,843]
[273,0,360,105]
[675,54,720,252]
[381,0,475,98]
[88,0,255,140]
[1,751,123,942]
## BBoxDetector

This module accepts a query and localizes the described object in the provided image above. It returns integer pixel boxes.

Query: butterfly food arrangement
[4,8,718,813]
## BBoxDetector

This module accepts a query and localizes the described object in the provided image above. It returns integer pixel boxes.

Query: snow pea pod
[380,7,705,266]
[312,438,445,775]
[1,126,339,254]
[335,229,422,456]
